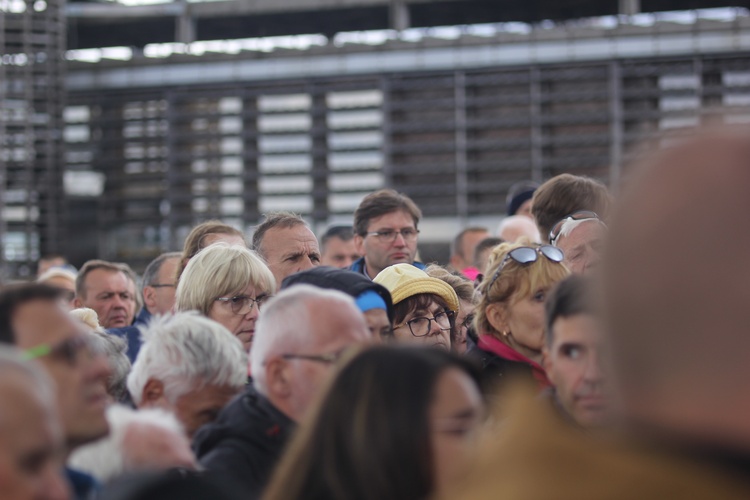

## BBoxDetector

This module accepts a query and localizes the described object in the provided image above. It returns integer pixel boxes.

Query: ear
[142,286,157,311]
[140,378,169,409]
[265,357,293,400]
[485,302,508,334]
[73,296,84,308]
[353,234,365,256]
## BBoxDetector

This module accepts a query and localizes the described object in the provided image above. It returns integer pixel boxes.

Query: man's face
[354,210,418,278]
[143,257,180,316]
[0,373,70,500]
[321,237,360,269]
[556,221,605,275]
[12,300,111,450]
[172,383,242,439]
[362,309,392,341]
[282,303,371,421]
[76,269,137,328]
[260,225,321,287]
[544,313,610,428]
[451,230,489,271]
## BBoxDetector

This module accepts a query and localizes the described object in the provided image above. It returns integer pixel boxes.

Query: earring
[502,330,509,338]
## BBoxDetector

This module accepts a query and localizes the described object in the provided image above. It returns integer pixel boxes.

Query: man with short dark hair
[320,225,360,269]
[350,189,424,279]
[449,227,489,279]
[543,275,610,429]
[75,260,138,329]
[0,284,112,499]
[253,212,321,288]
[195,286,371,499]
[472,237,504,275]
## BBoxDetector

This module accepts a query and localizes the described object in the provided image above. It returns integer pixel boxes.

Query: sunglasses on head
[548,210,601,245]
[485,245,564,291]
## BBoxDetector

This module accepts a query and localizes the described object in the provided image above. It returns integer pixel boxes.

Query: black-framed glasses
[23,335,96,367]
[215,294,271,315]
[366,228,420,243]
[398,310,454,338]
[281,349,345,365]
[486,245,564,291]
[548,210,601,245]
[149,283,176,288]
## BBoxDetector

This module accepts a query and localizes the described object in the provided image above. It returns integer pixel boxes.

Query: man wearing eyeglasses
[0,284,112,499]
[350,189,425,280]
[194,285,371,499]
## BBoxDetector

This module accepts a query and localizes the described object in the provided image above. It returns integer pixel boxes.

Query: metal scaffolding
[0,0,66,280]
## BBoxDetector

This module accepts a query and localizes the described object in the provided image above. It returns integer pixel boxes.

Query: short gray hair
[252,212,309,258]
[141,252,181,290]
[68,405,186,482]
[250,285,360,395]
[127,311,247,404]
[175,243,275,316]
[70,307,132,403]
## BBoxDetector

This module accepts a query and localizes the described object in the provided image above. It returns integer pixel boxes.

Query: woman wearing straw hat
[373,264,459,351]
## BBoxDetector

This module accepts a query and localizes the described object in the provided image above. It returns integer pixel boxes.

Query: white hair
[553,217,606,246]
[71,308,132,402]
[496,215,540,243]
[68,405,185,482]
[37,267,77,285]
[127,311,247,405]
[250,284,361,395]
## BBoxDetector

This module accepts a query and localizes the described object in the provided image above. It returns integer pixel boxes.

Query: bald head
[604,128,750,448]
[496,215,540,243]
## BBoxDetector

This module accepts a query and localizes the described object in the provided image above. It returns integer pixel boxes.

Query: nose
[244,301,260,320]
[392,232,407,247]
[584,351,603,382]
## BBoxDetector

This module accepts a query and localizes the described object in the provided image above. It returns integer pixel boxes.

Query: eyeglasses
[214,294,271,315]
[149,283,176,289]
[366,228,420,243]
[486,245,564,291]
[23,335,95,367]
[549,210,601,245]
[281,349,346,365]
[398,310,454,338]
[460,313,475,331]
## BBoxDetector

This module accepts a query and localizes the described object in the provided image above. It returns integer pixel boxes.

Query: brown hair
[474,240,569,339]
[353,189,422,236]
[424,264,478,304]
[531,174,611,243]
[177,221,245,280]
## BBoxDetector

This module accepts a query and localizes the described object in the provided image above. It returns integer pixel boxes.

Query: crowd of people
[1,126,749,499]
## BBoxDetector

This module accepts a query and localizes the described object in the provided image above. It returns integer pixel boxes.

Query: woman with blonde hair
[175,243,275,352]
[467,239,569,391]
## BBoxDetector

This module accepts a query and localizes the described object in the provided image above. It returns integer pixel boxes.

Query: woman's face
[503,288,549,358]
[393,298,452,350]
[430,367,484,497]
[208,282,267,352]
[454,299,475,354]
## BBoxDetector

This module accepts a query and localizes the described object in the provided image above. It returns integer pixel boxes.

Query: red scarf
[477,334,551,389]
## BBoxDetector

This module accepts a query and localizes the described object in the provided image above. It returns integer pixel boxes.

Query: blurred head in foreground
[264,346,485,500]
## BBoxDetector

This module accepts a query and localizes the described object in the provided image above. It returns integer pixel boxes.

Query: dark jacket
[348,257,426,279]
[107,308,151,362]
[281,266,394,324]
[193,384,295,500]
